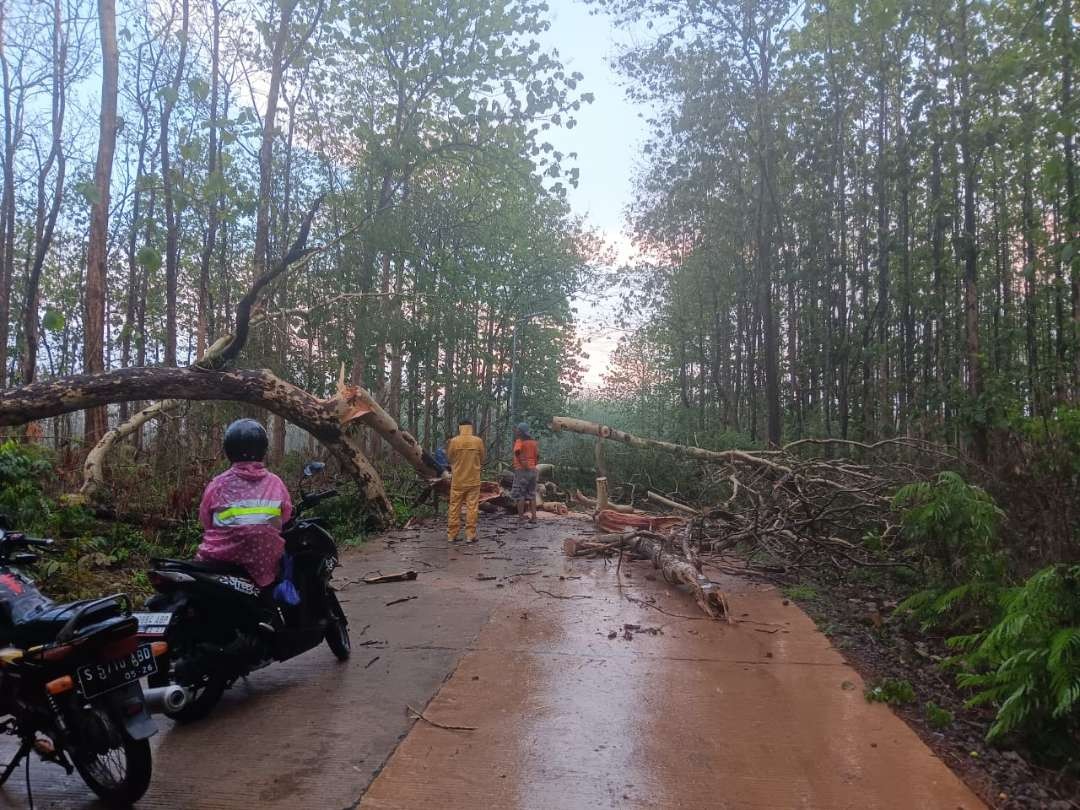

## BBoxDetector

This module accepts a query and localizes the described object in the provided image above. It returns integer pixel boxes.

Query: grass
[865,677,917,706]
[783,584,820,601]
[924,701,954,730]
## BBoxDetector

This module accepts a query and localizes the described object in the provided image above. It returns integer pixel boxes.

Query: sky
[537,0,649,388]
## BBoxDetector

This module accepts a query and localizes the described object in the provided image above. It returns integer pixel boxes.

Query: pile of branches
[550,418,962,580]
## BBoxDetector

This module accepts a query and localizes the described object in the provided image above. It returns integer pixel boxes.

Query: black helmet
[223,418,269,462]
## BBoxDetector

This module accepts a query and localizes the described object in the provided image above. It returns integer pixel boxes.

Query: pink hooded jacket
[196,462,293,587]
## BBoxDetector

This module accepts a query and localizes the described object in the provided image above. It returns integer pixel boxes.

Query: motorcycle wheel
[325,591,351,661]
[148,650,227,724]
[69,707,152,807]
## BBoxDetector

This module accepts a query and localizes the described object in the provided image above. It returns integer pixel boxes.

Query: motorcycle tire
[148,653,227,724]
[69,708,152,807]
[325,591,351,661]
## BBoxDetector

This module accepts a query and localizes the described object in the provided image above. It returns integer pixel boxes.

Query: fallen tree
[564,528,729,620]
[8,197,444,526]
[551,416,943,578]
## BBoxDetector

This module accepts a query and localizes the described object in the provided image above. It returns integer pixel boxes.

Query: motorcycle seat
[7,597,130,648]
[152,558,250,579]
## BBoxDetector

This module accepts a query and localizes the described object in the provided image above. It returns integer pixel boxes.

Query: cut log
[625,532,728,619]
[563,529,727,619]
[595,476,609,512]
[595,510,685,534]
[646,491,701,516]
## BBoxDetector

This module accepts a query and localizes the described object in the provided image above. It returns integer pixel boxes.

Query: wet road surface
[0,513,984,809]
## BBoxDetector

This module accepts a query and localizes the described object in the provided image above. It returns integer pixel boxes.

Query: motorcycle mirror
[303,461,326,478]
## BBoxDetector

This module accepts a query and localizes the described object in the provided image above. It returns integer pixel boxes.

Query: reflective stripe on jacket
[212,499,284,527]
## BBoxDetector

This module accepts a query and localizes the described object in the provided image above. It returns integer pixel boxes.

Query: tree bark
[22,0,67,384]
[83,0,120,444]
[2,365,392,520]
[160,0,189,367]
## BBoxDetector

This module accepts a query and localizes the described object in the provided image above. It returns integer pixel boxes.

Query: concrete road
[0,513,984,809]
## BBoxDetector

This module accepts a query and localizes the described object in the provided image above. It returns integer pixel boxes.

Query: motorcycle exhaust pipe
[143,685,189,714]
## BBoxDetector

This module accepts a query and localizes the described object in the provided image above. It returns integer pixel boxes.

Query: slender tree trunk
[1023,102,1040,414]
[22,0,67,384]
[197,0,225,357]
[1061,0,1080,396]
[84,0,120,444]
[160,0,189,368]
[958,0,985,459]
[0,3,17,389]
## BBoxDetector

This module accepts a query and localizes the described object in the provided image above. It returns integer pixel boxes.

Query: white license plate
[76,644,157,699]
[135,612,173,635]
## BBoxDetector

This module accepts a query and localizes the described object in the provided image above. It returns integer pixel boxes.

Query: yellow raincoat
[447,424,485,540]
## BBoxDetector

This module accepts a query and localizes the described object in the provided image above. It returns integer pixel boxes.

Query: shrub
[894,472,1006,629]
[952,564,1080,749]
[0,440,55,529]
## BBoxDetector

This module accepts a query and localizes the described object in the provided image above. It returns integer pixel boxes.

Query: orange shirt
[513,438,539,470]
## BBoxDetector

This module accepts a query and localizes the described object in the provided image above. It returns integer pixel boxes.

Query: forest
[0,0,1079,800]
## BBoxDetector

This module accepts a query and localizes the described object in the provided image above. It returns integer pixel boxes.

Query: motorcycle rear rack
[55,594,132,643]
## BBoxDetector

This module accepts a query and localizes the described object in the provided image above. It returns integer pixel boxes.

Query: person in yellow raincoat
[447,418,485,542]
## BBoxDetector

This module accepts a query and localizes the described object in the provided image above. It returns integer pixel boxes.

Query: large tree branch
[5,366,393,521]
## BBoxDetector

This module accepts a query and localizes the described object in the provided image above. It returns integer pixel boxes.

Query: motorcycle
[0,517,172,807]
[137,463,350,723]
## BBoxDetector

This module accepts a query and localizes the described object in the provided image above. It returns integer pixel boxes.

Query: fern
[953,564,1080,747]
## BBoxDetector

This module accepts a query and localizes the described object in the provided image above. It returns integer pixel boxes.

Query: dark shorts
[511,468,539,501]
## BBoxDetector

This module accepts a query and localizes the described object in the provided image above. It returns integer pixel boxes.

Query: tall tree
[84,0,120,443]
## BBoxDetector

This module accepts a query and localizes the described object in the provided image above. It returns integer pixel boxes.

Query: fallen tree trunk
[626,531,728,619]
[564,529,728,619]
[81,334,235,497]
[551,416,797,477]
[333,368,443,480]
[2,366,393,521]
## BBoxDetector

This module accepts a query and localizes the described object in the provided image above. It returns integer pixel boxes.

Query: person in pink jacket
[196,419,293,588]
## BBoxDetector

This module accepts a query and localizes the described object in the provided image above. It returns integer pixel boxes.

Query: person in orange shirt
[511,422,540,523]
[447,418,485,542]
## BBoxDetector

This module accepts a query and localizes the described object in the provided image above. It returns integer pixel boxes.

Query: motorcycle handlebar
[305,488,338,506]
[0,532,55,549]
[294,488,338,516]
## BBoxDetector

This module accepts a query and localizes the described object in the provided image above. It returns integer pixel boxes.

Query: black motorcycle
[0,518,168,806]
[137,465,350,723]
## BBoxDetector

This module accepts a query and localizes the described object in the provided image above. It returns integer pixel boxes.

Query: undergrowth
[0,442,377,603]
[893,470,1080,762]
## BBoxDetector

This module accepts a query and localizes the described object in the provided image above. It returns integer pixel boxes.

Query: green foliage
[783,584,819,602]
[0,441,55,529]
[893,472,1004,583]
[951,565,1080,746]
[894,472,1006,630]
[924,701,955,730]
[313,482,372,548]
[865,678,917,706]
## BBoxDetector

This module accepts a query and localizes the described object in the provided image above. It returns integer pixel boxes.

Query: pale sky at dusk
[538,0,649,388]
